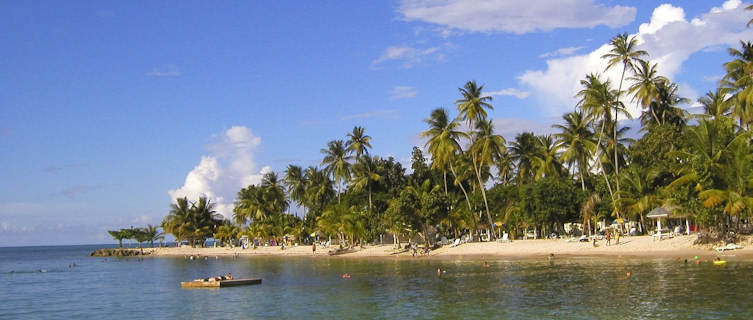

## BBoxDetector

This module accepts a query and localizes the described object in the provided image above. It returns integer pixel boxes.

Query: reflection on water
[0,245,750,319]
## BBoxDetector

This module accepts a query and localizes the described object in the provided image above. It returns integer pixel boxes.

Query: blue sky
[1,1,752,246]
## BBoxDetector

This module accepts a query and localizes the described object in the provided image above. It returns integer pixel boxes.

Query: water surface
[0,245,749,319]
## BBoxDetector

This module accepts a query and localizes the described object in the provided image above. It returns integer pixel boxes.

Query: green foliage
[519,178,583,230]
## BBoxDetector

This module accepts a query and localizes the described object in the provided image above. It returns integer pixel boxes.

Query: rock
[90,248,151,257]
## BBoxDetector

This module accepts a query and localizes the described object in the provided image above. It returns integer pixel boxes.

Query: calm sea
[0,245,750,319]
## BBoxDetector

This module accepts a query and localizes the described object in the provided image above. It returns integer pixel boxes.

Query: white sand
[144,235,753,260]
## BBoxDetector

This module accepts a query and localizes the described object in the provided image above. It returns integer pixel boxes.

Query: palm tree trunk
[614,64,626,220]
[594,121,615,199]
[449,162,476,235]
[368,184,372,212]
[472,157,496,240]
[337,180,341,204]
[443,170,448,195]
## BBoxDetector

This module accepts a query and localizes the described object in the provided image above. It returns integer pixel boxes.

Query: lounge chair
[449,238,461,247]
[497,232,511,243]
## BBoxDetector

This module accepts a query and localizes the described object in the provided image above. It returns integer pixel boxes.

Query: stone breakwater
[90,248,152,257]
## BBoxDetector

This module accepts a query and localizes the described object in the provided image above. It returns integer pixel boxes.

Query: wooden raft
[180,278,262,288]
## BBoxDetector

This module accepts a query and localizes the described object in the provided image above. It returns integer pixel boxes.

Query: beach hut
[647,207,669,239]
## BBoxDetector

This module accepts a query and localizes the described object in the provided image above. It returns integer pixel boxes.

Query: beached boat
[180,278,262,288]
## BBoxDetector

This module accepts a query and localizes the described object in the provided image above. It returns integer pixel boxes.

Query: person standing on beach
[312,243,316,254]
[615,230,620,245]
[605,229,612,246]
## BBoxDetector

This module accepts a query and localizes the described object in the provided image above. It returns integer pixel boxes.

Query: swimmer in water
[548,253,554,261]
[482,261,490,268]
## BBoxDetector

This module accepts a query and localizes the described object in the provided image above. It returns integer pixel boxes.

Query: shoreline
[128,235,753,260]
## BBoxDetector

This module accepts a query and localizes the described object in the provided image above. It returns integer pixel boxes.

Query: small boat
[713,260,727,265]
[180,278,262,288]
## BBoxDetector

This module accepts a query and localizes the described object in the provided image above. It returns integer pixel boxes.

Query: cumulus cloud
[169,126,271,219]
[398,0,636,34]
[519,0,753,117]
[371,46,441,68]
[146,65,181,77]
[487,88,530,99]
[390,86,418,100]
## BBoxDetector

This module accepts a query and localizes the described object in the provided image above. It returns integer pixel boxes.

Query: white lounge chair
[449,238,461,247]
[715,243,743,252]
[497,232,511,243]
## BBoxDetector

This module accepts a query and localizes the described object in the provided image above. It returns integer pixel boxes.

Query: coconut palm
[346,126,372,160]
[617,165,662,232]
[470,119,506,237]
[455,80,494,126]
[553,111,596,190]
[642,81,689,127]
[508,132,539,184]
[533,135,563,180]
[321,140,352,203]
[602,33,648,198]
[351,155,382,212]
[697,88,733,120]
[108,230,128,248]
[627,60,667,123]
[721,41,753,129]
[421,108,474,214]
[581,193,600,236]
[143,224,162,248]
[213,220,239,247]
[304,166,335,215]
[284,164,307,215]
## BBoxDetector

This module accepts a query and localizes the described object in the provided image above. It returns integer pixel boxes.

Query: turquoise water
[0,245,751,319]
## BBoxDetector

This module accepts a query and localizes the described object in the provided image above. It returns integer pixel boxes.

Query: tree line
[154,33,753,247]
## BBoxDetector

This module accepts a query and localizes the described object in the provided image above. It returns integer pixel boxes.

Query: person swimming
[341,273,351,279]
[482,261,490,268]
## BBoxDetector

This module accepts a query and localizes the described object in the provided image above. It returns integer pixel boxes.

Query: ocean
[0,245,750,319]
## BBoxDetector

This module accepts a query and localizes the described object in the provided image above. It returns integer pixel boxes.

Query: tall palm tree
[144,224,162,248]
[602,33,648,205]
[421,108,474,213]
[470,119,506,237]
[321,140,352,203]
[627,60,667,124]
[345,126,372,160]
[351,156,382,212]
[642,81,689,127]
[553,111,596,190]
[304,166,335,215]
[261,171,289,215]
[455,80,494,127]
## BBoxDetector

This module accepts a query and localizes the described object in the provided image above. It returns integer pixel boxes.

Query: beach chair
[715,243,743,252]
[449,238,461,247]
[497,232,511,243]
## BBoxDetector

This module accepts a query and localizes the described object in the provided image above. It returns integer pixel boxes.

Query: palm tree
[304,166,335,215]
[213,221,239,247]
[108,230,128,248]
[642,81,689,127]
[321,140,352,203]
[508,132,539,184]
[470,119,506,237]
[581,193,600,236]
[162,197,193,245]
[617,165,662,233]
[533,135,563,180]
[602,33,648,201]
[455,80,494,127]
[697,88,732,120]
[627,60,667,124]
[421,108,474,214]
[346,126,372,160]
[144,224,162,248]
[553,111,596,190]
[284,164,307,215]
[351,156,382,212]
[721,41,753,130]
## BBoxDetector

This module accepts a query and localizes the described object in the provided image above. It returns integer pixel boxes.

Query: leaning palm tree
[553,111,596,190]
[421,108,474,213]
[470,119,506,237]
[345,126,372,161]
[455,80,494,127]
[320,140,352,203]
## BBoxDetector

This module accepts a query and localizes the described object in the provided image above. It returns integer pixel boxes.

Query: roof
[646,207,669,218]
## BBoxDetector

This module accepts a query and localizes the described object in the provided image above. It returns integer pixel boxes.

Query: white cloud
[168,126,271,219]
[539,46,586,58]
[703,74,723,82]
[390,86,418,100]
[398,0,636,34]
[487,88,530,99]
[519,1,753,118]
[146,65,181,77]
[371,46,440,68]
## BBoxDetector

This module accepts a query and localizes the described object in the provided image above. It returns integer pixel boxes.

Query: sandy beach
[141,235,753,260]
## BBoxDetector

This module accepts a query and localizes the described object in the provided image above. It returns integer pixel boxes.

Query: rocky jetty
[90,248,150,257]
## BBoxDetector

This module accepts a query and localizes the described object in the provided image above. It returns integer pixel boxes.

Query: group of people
[195,273,233,282]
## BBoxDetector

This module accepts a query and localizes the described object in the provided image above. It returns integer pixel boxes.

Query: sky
[1,0,752,246]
